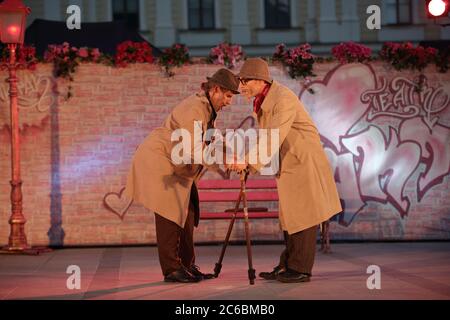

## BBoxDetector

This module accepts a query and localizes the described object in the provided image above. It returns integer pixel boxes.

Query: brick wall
[0,61,449,247]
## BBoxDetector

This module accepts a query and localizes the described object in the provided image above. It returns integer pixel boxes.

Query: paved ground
[0,242,449,300]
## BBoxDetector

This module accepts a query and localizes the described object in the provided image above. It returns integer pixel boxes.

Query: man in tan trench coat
[125,69,240,283]
[233,58,342,283]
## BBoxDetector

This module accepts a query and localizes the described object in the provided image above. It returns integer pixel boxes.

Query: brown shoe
[164,268,202,283]
[276,269,311,283]
[259,266,286,280]
[187,265,215,280]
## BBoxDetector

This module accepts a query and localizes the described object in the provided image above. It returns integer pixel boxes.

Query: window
[188,0,215,30]
[112,0,139,30]
[386,0,412,25]
[265,0,291,29]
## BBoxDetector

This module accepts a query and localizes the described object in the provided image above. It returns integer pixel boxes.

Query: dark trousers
[278,225,318,275]
[154,205,195,276]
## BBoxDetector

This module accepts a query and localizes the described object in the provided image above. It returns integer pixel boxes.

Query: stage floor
[0,242,449,300]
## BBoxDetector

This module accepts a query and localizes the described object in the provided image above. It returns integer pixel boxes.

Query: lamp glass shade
[0,12,26,44]
[0,1,28,44]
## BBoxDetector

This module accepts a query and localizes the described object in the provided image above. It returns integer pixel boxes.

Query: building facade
[25,0,450,55]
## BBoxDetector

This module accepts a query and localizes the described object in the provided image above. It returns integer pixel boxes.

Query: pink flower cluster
[160,43,189,67]
[331,42,372,64]
[18,45,38,70]
[158,43,190,76]
[288,44,314,62]
[114,41,154,67]
[43,42,102,80]
[44,42,101,63]
[208,42,245,69]
[273,43,313,62]
[380,42,438,71]
[272,43,315,79]
[1,45,38,70]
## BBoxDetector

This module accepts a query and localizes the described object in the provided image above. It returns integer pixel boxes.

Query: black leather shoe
[276,269,311,283]
[259,265,286,280]
[164,268,202,283]
[187,265,215,280]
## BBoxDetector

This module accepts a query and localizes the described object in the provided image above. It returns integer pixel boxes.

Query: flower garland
[158,43,191,77]
[272,43,316,79]
[44,42,102,80]
[43,42,103,99]
[332,42,372,64]
[379,42,438,72]
[272,43,317,94]
[1,44,38,70]
[208,42,245,69]
[114,41,154,67]
[1,41,447,100]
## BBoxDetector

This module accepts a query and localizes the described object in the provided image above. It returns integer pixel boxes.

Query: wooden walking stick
[214,169,256,285]
[241,169,256,285]
[213,182,243,278]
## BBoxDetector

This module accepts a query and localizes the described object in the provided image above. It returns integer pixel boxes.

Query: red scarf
[253,83,271,114]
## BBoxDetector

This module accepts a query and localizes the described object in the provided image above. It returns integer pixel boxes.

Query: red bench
[198,179,279,219]
[197,178,332,252]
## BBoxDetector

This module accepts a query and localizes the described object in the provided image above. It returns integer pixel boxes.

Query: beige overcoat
[125,92,216,228]
[251,81,342,234]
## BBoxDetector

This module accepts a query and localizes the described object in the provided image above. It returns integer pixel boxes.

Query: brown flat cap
[238,58,272,83]
[207,68,240,94]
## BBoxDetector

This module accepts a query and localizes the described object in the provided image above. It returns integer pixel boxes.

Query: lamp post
[0,0,48,254]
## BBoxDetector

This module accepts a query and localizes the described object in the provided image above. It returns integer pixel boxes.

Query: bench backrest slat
[197,179,277,190]
[199,191,279,202]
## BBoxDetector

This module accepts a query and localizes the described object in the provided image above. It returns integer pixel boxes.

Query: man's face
[239,78,266,99]
[210,87,234,111]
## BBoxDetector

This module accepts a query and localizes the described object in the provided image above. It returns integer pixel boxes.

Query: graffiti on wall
[103,63,449,228]
[300,63,450,226]
[0,73,60,130]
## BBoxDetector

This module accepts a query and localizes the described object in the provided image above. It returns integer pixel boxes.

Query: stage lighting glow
[428,0,447,16]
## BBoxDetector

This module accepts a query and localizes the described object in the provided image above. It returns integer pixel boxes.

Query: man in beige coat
[125,69,240,283]
[233,58,342,283]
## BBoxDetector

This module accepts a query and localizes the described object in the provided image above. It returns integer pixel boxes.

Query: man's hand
[224,154,248,172]
[227,163,247,172]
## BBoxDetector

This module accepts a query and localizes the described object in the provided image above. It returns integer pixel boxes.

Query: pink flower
[78,48,89,58]
[44,51,54,62]
[114,41,154,66]
[91,48,101,60]
[332,42,371,64]
[217,54,224,65]
[426,47,438,55]
[62,42,70,54]
[209,42,244,68]
[379,42,438,71]
[271,43,315,79]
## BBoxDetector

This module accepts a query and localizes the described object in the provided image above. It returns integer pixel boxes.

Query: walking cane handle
[239,168,249,182]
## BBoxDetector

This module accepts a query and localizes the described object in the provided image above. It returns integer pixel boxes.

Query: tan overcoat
[251,81,342,234]
[125,92,216,228]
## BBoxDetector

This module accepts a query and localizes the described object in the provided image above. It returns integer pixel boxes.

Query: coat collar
[196,92,216,128]
[196,92,215,116]
[260,80,279,113]
[205,92,218,120]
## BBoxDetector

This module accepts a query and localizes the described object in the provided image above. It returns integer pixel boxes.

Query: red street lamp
[0,0,49,254]
[0,0,29,44]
